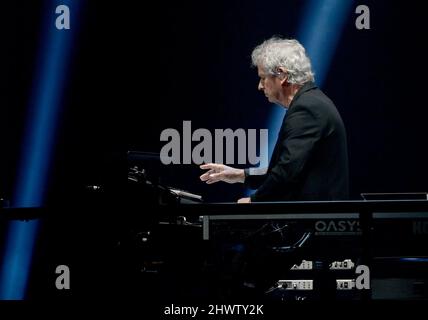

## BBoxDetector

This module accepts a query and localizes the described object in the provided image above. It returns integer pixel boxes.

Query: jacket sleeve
[244,167,268,189]
[251,105,324,202]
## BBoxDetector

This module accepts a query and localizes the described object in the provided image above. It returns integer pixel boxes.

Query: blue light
[399,257,428,263]
[266,106,287,165]
[0,220,40,299]
[0,0,80,299]
[15,0,78,208]
[298,0,355,86]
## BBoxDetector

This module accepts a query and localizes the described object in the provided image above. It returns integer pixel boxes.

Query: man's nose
[258,81,264,91]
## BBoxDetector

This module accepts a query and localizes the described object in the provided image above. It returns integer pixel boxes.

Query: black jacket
[245,81,349,201]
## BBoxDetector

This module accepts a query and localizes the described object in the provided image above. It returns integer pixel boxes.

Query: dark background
[1,0,427,204]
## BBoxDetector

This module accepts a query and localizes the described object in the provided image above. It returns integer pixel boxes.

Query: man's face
[257,66,283,104]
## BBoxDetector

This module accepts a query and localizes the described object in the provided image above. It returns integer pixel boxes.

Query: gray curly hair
[251,37,315,85]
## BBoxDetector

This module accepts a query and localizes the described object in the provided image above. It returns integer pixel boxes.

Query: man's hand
[199,163,245,184]
[237,197,251,203]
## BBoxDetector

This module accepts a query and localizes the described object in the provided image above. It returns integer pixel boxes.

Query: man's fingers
[200,172,221,181]
[206,179,219,184]
[200,164,225,184]
[200,163,214,170]
[200,172,210,181]
[208,173,221,179]
[204,173,222,184]
[200,163,223,170]
[200,169,215,181]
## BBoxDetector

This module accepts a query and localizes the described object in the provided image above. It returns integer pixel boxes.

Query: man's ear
[276,67,288,83]
[277,69,289,86]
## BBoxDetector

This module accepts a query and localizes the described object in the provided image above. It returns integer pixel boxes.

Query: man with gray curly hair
[200,37,349,202]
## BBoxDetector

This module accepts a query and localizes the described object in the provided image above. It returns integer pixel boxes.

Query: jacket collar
[288,81,317,109]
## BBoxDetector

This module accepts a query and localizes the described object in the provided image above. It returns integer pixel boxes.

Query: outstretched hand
[199,163,245,184]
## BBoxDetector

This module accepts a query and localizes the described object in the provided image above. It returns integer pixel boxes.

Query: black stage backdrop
[1,0,427,204]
